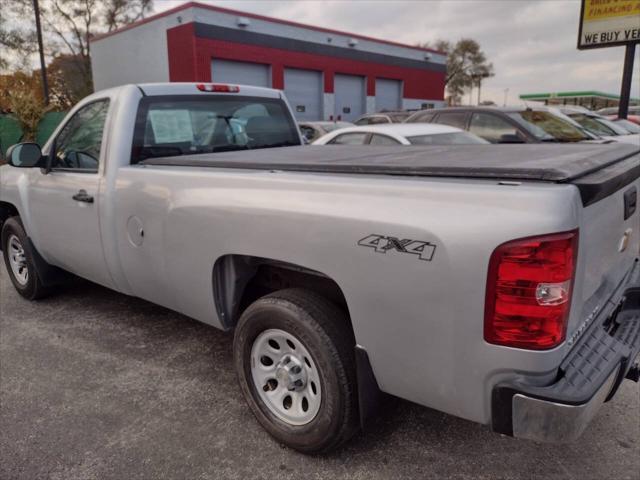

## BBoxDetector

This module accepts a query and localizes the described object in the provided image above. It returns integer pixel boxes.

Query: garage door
[375,78,402,111]
[211,59,270,87]
[334,74,365,122]
[284,68,322,121]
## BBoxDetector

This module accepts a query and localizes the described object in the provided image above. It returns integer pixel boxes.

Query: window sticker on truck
[358,234,436,261]
[148,109,194,143]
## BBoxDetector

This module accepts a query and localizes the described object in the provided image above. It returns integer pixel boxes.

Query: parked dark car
[405,107,599,143]
[298,121,353,142]
[354,111,413,125]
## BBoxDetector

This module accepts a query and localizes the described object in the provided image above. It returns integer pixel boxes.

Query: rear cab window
[131,95,300,163]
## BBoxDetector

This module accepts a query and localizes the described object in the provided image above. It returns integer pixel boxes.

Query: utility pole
[618,43,636,119]
[472,72,490,105]
[33,0,49,105]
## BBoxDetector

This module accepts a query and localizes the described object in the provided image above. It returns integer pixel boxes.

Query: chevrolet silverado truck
[1,83,639,454]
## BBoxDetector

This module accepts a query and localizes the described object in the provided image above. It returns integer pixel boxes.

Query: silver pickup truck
[1,83,639,453]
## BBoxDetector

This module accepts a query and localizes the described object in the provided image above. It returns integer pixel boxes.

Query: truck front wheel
[233,288,359,453]
[1,217,50,300]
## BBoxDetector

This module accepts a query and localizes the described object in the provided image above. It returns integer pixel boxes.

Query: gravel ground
[1,265,639,480]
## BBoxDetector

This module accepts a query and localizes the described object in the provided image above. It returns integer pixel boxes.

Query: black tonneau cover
[141,144,640,205]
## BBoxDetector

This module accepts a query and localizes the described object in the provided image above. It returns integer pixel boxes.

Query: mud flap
[355,345,386,430]
[25,238,72,286]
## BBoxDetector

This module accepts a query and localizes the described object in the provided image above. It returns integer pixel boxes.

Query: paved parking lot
[1,265,639,480]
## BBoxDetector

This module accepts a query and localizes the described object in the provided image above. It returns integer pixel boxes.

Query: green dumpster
[36,111,67,146]
[0,114,23,160]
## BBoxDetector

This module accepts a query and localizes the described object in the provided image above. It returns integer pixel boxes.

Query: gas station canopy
[519,90,640,110]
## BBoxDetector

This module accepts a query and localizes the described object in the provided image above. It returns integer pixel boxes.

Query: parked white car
[312,123,489,145]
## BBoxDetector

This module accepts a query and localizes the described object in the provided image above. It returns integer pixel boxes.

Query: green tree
[47,53,94,108]
[0,71,47,140]
[1,0,152,102]
[422,38,494,105]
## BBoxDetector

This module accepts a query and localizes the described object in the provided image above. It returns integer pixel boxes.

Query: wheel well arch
[212,254,351,331]
[0,201,20,249]
[212,254,385,429]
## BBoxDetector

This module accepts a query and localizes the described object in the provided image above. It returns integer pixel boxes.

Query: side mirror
[498,133,525,144]
[6,143,44,168]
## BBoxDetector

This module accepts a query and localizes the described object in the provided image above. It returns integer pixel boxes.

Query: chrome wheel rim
[250,328,322,425]
[7,234,28,286]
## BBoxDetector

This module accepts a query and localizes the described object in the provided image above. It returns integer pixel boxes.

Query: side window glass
[53,100,110,171]
[469,113,519,143]
[328,133,368,145]
[368,116,388,125]
[434,112,467,129]
[369,134,400,145]
[416,113,436,123]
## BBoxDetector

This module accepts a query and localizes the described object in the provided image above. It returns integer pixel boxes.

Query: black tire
[233,288,359,453]
[1,216,50,300]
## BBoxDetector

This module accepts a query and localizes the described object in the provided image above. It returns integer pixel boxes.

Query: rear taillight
[484,230,578,350]
[196,83,240,93]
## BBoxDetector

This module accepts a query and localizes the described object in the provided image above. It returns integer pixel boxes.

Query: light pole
[33,0,49,105]
[503,88,509,107]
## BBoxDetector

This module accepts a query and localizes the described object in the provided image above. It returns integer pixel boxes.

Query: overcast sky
[154,0,640,105]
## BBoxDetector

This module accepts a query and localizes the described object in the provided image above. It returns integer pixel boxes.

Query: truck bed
[142,144,640,205]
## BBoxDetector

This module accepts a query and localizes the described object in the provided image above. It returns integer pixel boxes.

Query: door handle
[72,189,94,203]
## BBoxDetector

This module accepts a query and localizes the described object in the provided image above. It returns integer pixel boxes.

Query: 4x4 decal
[358,234,436,261]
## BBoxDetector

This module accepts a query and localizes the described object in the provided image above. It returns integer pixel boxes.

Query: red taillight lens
[484,230,578,350]
[196,83,240,93]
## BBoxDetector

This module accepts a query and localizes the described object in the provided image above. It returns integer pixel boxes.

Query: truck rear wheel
[1,217,50,300]
[233,288,358,453]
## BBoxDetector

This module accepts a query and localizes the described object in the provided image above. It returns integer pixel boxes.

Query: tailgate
[569,153,640,335]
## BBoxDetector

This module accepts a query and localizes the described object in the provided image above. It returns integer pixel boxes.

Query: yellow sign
[584,0,640,21]
[578,0,640,49]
